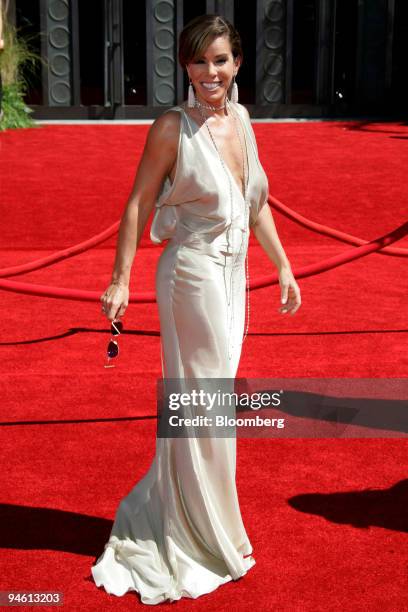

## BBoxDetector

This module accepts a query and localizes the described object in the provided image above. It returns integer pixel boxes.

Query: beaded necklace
[194,97,250,361]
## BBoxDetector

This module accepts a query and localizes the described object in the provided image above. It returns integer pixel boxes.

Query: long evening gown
[91,100,269,605]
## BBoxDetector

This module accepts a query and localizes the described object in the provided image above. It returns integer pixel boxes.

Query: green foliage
[0,81,38,130]
[0,8,44,131]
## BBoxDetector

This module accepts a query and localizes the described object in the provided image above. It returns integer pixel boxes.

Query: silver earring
[231,74,239,103]
[188,79,195,107]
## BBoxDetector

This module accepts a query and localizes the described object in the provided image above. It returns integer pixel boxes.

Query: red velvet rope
[0,220,406,303]
[0,222,120,278]
[1,194,406,279]
[267,195,408,257]
[250,219,408,290]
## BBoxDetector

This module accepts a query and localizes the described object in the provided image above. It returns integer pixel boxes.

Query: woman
[92,14,301,606]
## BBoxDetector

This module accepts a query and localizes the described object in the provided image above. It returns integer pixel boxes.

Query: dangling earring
[231,74,239,103]
[188,78,195,107]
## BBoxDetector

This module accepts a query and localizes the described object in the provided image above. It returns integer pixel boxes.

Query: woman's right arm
[100,110,180,321]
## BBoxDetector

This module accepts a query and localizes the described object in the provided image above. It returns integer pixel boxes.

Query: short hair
[178,14,243,68]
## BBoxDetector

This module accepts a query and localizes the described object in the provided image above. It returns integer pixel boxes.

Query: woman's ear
[234,56,242,75]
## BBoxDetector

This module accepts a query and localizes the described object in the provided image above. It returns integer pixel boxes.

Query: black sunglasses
[104,319,123,368]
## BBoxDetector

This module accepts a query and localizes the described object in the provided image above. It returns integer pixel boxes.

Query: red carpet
[0,120,407,610]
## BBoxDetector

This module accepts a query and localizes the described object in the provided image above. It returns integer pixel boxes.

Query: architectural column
[39,0,72,106]
[256,0,286,106]
[146,0,177,106]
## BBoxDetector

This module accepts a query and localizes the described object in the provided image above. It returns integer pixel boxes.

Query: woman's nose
[206,62,218,77]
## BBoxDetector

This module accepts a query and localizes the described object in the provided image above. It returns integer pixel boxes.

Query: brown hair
[178,14,243,68]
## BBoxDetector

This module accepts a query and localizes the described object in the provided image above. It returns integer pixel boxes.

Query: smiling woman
[178,31,247,198]
[92,12,300,607]
[179,14,243,108]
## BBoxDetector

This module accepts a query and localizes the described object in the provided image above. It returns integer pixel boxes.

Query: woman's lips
[201,81,222,90]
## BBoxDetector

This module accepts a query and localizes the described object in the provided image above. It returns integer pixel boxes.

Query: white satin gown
[91,101,269,605]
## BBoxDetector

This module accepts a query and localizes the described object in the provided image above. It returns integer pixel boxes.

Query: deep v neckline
[181,104,249,201]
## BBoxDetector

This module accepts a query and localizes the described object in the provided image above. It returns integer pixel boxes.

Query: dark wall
[10,0,407,118]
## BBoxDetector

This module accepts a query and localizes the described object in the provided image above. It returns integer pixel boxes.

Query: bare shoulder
[147,109,181,152]
[137,109,182,182]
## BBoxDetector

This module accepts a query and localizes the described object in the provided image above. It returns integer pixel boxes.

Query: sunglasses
[104,319,123,368]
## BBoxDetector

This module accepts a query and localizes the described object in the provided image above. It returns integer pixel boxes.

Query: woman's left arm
[251,202,302,316]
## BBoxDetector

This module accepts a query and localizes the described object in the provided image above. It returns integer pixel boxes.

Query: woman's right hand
[100,281,129,321]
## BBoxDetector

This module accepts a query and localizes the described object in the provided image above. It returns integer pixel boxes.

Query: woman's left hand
[278,266,301,315]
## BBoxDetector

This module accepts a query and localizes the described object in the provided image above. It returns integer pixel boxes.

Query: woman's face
[186,35,241,106]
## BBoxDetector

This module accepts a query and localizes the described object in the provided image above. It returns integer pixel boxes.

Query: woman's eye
[194,59,227,65]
